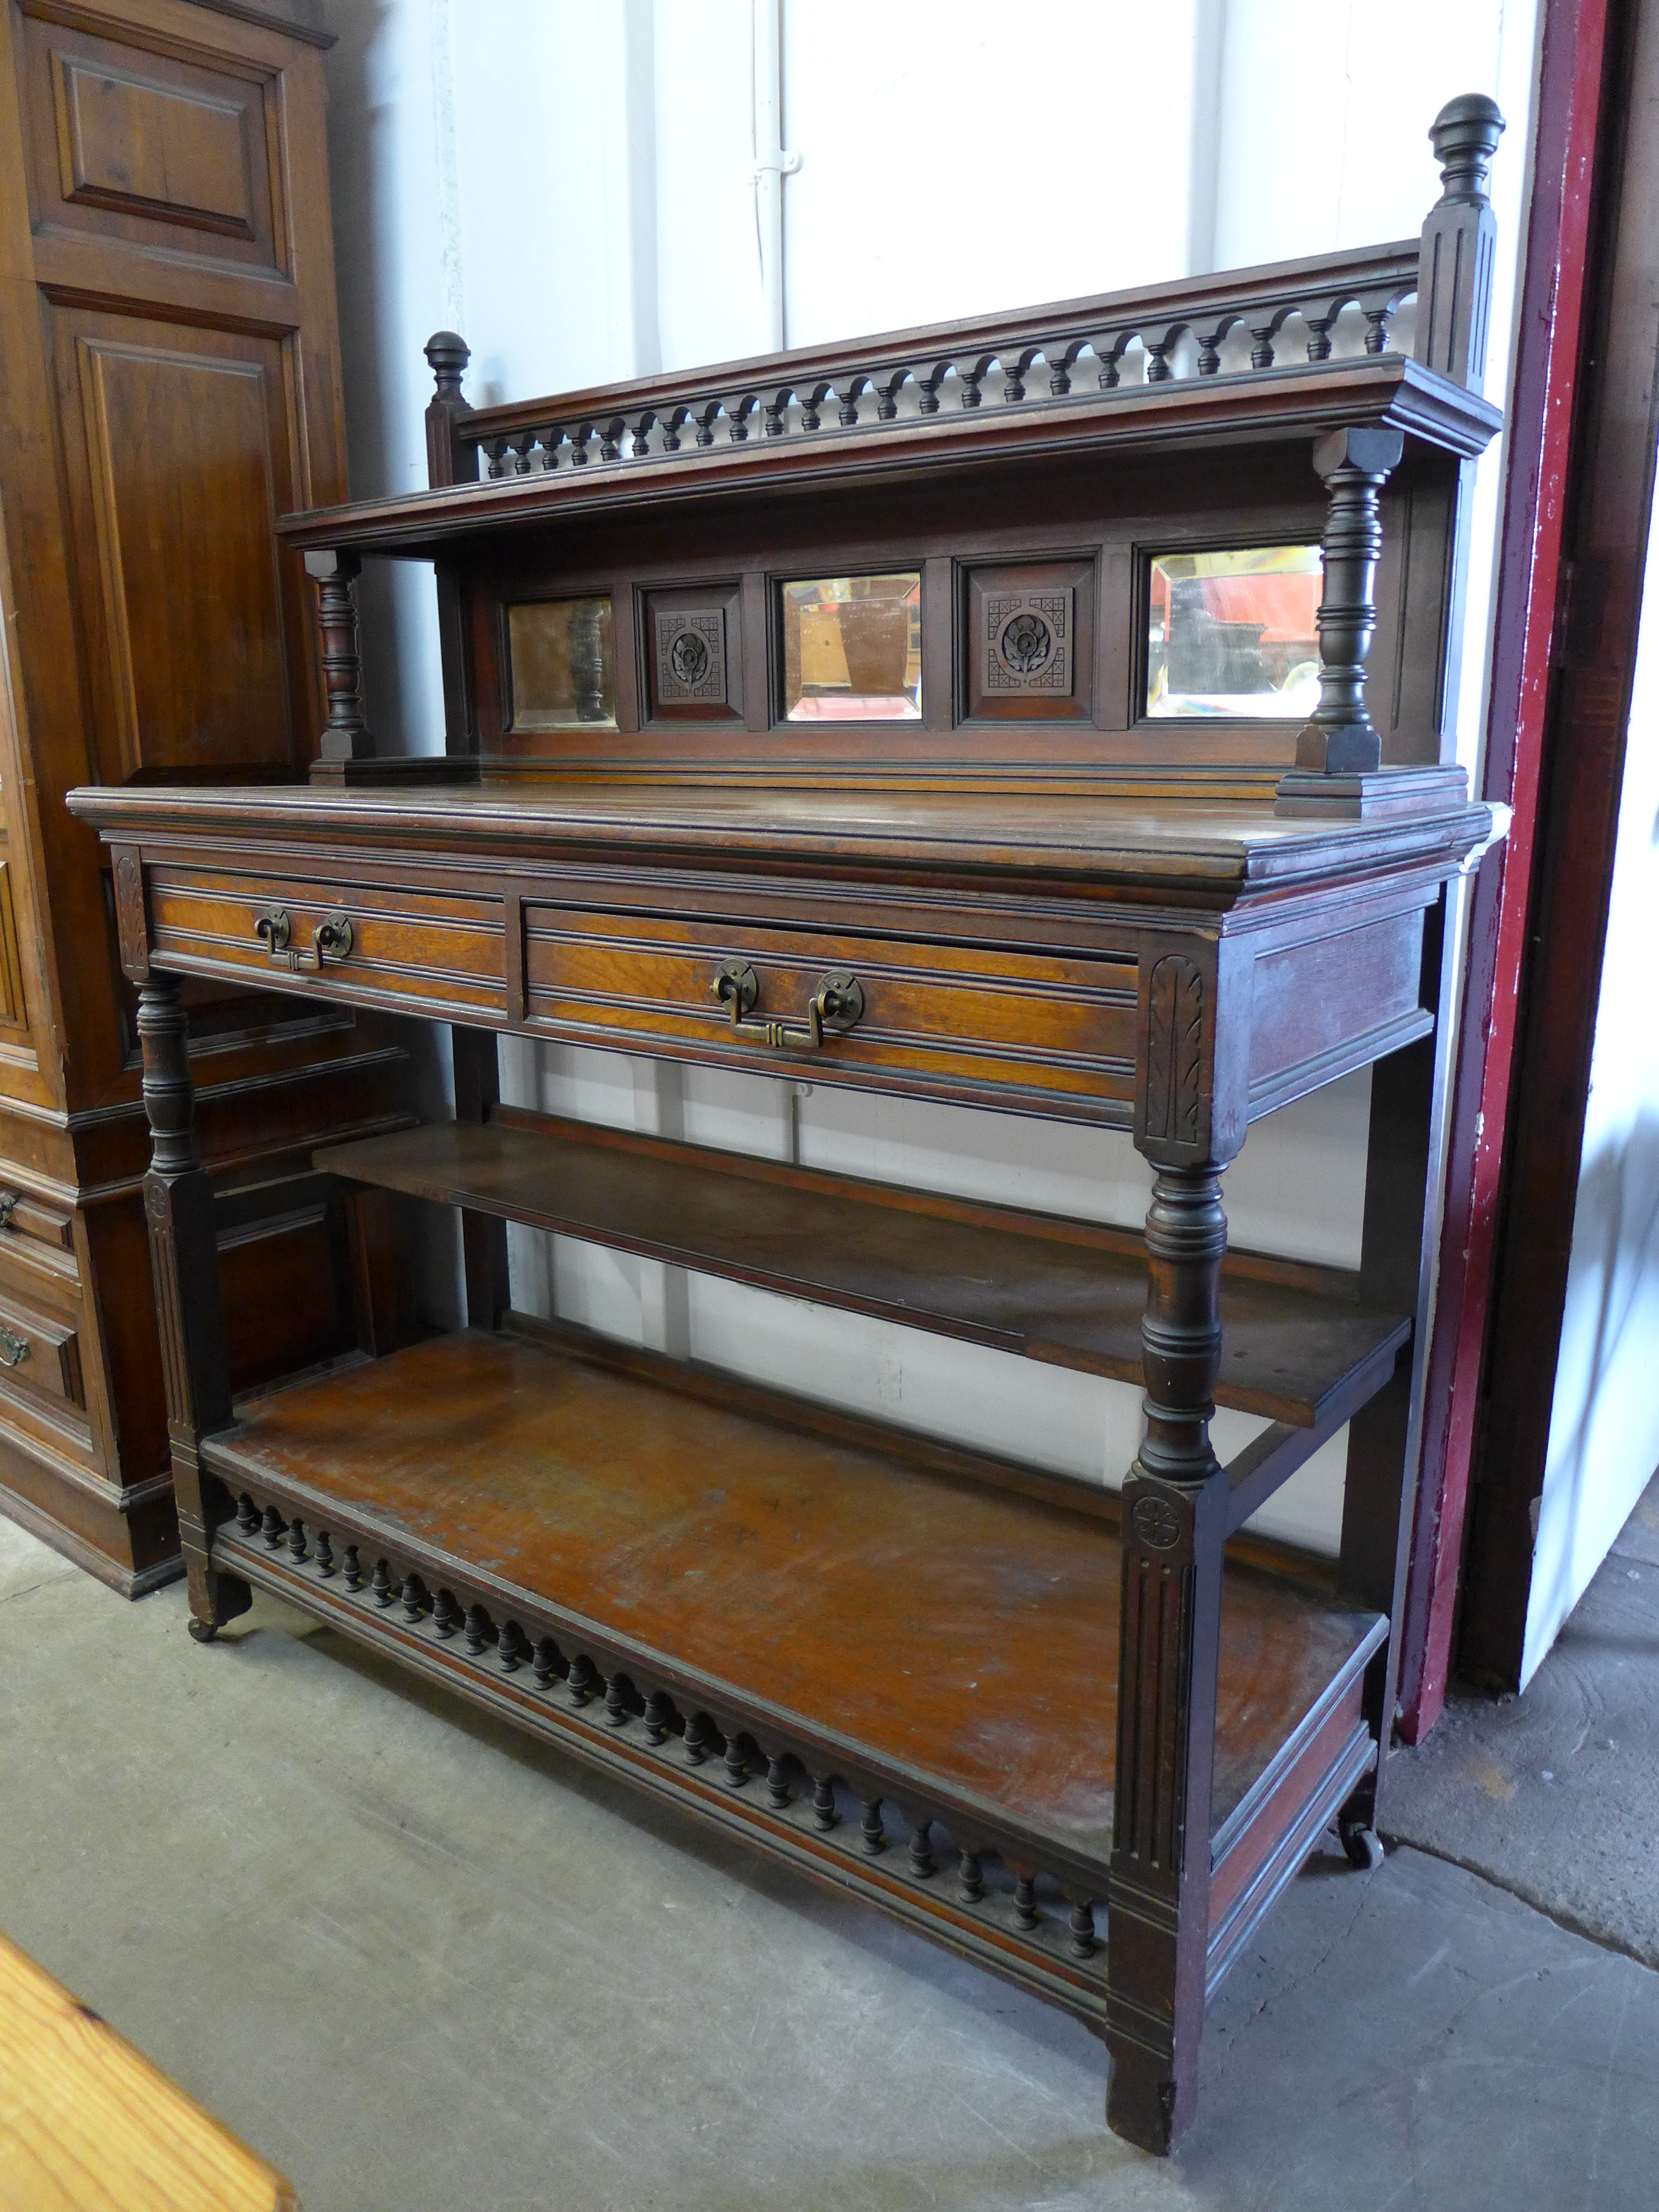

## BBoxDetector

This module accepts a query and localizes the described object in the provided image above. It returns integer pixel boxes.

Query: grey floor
[3,1483,1658,2211]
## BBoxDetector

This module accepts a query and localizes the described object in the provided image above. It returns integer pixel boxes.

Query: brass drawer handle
[0,1326,29,1369]
[712,962,865,1051]
[255,910,355,973]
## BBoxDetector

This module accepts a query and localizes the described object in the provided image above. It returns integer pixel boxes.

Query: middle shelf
[317,1107,1408,1429]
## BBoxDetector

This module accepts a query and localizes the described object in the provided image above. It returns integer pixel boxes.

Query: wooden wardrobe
[0,0,413,1591]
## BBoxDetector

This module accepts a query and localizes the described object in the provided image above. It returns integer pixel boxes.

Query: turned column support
[304,547,375,781]
[138,975,248,1638]
[1108,943,1241,2155]
[1290,423,1404,779]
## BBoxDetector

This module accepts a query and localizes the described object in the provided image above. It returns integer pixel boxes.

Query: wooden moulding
[314,1107,1409,1431]
[199,1319,1386,2028]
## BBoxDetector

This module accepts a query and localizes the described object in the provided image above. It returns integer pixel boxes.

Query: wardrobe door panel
[50,307,306,783]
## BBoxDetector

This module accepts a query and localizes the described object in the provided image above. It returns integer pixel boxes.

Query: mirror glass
[508,597,616,728]
[781,574,922,720]
[1146,548,1322,719]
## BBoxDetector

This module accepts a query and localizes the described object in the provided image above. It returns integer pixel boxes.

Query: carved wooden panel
[1143,954,1206,1153]
[18,7,283,272]
[643,585,742,721]
[963,561,1094,720]
[53,312,301,782]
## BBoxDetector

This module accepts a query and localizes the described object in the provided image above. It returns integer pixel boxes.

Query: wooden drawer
[147,867,504,1021]
[521,903,1138,1116]
[0,1180,75,1267]
[0,1272,85,1413]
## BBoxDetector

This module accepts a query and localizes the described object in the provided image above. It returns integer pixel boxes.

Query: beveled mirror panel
[507,596,616,729]
[1146,547,1321,719]
[781,574,921,722]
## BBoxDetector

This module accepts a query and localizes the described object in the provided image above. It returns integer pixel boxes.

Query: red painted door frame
[1396,0,1615,1738]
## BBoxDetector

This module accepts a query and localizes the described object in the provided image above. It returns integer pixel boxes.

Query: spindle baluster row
[224,1487,1104,1963]
[460,278,1415,483]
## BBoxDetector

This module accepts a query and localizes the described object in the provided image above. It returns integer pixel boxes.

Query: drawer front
[0,1181,75,1267]
[522,905,1138,1114]
[147,867,505,1021]
[0,1272,85,1414]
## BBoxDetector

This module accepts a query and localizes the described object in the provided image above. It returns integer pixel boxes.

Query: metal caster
[186,1618,220,1644]
[1339,1818,1384,1871]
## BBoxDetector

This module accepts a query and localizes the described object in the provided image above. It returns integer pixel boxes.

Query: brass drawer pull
[0,1326,29,1369]
[255,910,355,973]
[712,962,865,1051]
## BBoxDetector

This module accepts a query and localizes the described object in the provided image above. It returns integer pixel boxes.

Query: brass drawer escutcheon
[255,909,355,974]
[712,962,865,1053]
[0,1326,29,1369]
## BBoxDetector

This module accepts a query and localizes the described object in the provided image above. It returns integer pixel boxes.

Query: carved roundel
[1130,1493,1182,1550]
[655,607,728,706]
[669,628,710,686]
[984,589,1073,695]
[999,609,1054,675]
[145,1180,171,1225]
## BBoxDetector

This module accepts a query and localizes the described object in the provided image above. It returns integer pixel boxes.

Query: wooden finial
[424,330,472,488]
[1415,93,1506,392]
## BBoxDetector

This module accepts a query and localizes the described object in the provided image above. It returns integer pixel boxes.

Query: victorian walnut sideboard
[71,98,1507,2153]
[0,0,415,1591]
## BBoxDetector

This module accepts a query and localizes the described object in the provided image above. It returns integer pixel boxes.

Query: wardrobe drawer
[146,868,504,1021]
[0,1272,85,1412]
[0,1181,75,1265]
[521,904,1139,1113]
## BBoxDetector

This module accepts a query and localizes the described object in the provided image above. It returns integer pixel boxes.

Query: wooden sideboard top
[70,778,1495,900]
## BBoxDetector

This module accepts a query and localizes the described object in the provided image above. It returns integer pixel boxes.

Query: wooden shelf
[203,1323,1384,1872]
[316,1111,1407,1429]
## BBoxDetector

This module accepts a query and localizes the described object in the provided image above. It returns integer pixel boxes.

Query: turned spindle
[683,1712,712,1765]
[304,548,374,778]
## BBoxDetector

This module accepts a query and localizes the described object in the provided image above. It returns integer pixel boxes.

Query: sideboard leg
[137,977,249,1637]
[1106,1161,1230,2156]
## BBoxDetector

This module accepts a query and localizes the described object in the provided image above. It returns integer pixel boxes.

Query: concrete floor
[3,1500,1658,2211]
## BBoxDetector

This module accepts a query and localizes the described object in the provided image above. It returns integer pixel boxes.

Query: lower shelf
[201,1321,1384,2022]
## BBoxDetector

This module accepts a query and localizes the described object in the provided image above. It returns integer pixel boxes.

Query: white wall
[320,0,1540,1556]
[1523,483,1659,1682]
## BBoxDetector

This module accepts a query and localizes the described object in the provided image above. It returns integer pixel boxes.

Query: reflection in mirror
[782,574,921,720]
[1147,548,1322,719]
[507,597,616,728]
